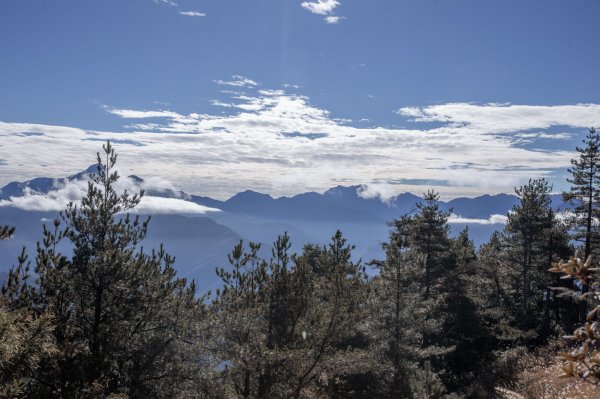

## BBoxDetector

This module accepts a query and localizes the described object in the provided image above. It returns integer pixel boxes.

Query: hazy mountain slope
[0,165,98,200]
[0,207,243,293]
[1,168,571,291]
[444,194,520,218]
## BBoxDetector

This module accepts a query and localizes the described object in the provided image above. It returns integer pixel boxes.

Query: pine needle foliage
[369,215,445,398]
[410,190,452,299]
[0,225,15,240]
[1,227,56,398]
[502,179,557,335]
[563,128,600,260]
[3,142,209,398]
[563,128,600,324]
[213,231,368,398]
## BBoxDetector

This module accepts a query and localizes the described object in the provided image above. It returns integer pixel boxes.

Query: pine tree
[0,299,56,398]
[213,239,268,398]
[1,227,56,398]
[563,127,600,323]
[563,127,600,259]
[476,231,523,343]
[438,228,498,397]
[214,231,368,398]
[4,142,209,397]
[369,215,442,398]
[541,208,573,333]
[410,190,451,299]
[502,178,556,336]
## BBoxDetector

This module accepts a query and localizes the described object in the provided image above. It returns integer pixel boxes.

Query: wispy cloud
[324,15,343,24]
[398,103,600,133]
[153,1,206,19]
[301,0,343,24]
[154,0,178,7]
[104,108,182,119]
[214,75,258,88]
[179,11,206,17]
[1,82,596,200]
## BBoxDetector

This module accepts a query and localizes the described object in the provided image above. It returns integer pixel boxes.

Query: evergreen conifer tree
[563,127,600,322]
[502,178,558,337]
[563,128,600,259]
[438,228,498,397]
[407,190,451,299]
[214,231,368,398]
[369,215,443,398]
[1,227,56,398]
[3,142,208,398]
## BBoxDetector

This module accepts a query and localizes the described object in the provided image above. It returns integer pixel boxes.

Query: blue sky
[1,0,600,200]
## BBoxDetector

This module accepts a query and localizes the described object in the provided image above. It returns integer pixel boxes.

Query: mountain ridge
[0,167,571,291]
[1,167,562,221]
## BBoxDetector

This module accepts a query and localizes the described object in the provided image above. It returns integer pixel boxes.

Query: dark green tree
[438,228,498,397]
[476,231,522,344]
[369,215,447,398]
[4,142,209,398]
[1,227,56,398]
[563,127,600,323]
[214,231,368,398]
[502,179,557,336]
[410,190,452,299]
[563,127,600,259]
[541,208,574,332]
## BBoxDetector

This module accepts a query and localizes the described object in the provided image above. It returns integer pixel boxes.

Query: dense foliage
[1,133,599,397]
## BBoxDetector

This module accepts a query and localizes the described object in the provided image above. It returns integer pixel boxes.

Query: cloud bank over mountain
[1,78,596,200]
[0,174,220,215]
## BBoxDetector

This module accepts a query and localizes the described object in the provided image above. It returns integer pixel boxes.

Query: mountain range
[0,167,568,292]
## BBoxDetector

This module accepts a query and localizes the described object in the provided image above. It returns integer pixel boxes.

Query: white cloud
[301,0,343,24]
[214,75,258,88]
[0,182,88,212]
[0,175,219,215]
[179,11,206,17]
[1,83,596,201]
[154,0,177,6]
[356,184,398,203]
[398,103,600,133]
[133,196,219,214]
[448,214,508,225]
[301,0,339,15]
[325,15,342,24]
[105,108,182,119]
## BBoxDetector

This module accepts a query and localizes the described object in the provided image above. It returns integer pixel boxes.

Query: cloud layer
[0,175,220,214]
[448,213,508,225]
[1,77,597,200]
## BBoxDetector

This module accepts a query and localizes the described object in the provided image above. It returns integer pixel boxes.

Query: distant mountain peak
[84,164,99,173]
[323,185,362,196]
[227,190,273,201]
